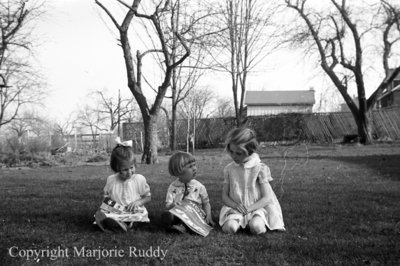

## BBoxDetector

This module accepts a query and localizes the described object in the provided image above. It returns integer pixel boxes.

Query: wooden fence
[122,107,400,150]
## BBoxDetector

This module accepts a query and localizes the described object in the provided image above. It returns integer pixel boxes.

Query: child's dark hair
[110,145,136,172]
[225,127,258,155]
[168,151,195,176]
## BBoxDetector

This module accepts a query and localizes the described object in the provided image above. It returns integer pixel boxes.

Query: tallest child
[219,127,285,234]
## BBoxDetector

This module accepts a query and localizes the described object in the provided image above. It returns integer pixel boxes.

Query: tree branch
[95,0,121,30]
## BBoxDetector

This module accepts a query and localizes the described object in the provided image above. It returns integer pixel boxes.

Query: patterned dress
[165,179,210,218]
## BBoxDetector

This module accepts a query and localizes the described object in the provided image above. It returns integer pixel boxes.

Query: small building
[244,90,315,116]
[376,69,400,108]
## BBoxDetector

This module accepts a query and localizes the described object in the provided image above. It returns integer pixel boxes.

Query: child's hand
[166,201,181,210]
[165,202,175,210]
[126,201,142,212]
[235,204,248,215]
[173,199,183,206]
[206,215,215,226]
[166,200,183,210]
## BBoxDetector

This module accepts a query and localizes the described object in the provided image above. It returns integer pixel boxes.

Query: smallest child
[162,151,215,233]
[94,138,151,233]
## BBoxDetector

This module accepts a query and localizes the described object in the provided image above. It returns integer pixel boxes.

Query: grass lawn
[0,144,399,265]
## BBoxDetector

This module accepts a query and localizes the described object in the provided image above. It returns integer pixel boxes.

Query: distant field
[1,144,399,265]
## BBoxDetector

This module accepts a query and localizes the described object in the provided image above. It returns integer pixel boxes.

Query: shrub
[86,154,108,163]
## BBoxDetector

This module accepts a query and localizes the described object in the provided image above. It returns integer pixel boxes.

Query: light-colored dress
[101,173,151,222]
[219,153,285,231]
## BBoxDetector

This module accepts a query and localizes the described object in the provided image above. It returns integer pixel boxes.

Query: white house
[244,90,315,116]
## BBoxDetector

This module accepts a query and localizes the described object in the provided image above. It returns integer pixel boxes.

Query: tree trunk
[356,110,373,144]
[170,104,177,151]
[232,83,242,127]
[141,115,159,164]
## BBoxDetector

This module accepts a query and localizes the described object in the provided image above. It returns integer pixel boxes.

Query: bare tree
[8,116,31,141]
[212,96,236,118]
[5,110,48,157]
[169,48,209,150]
[179,86,215,121]
[96,0,190,164]
[178,86,215,152]
[165,1,218,151]
[91,89,136,135]
[207,0,278,126]
[52,113,77,138]
[17,110,51,138]
[0,68,45,129]
[7,111,50,139]
[77,104,108,140]
[0,0,45,131]
[285,0,400,144]
[381,0,400,76]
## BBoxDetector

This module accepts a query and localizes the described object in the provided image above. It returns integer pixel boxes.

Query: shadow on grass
[329,154,400,181]
[71,210,220,235]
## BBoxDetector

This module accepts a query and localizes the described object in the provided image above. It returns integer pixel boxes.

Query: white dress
[101,173,151,222]
[219,153,285,231]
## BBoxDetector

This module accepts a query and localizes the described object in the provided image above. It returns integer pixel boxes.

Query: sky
[33,0,336,121]
[35,0,127,120]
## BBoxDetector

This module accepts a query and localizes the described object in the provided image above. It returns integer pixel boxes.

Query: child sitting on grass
[94,138,151,233]
[219,127,285,235]
[161,151,215,234]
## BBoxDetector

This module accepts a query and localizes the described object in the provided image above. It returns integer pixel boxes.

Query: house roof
[388,68,400,80]
[244,90,315,106]
[378,85,400,100]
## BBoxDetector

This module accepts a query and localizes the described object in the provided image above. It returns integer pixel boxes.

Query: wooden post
[140,131,143,152]
[186,114,190,153]
[192,112,195,155]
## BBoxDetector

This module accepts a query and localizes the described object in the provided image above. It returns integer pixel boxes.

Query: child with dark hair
[162,151,214,233]
[94,138,151,233]
[219,127,285,234]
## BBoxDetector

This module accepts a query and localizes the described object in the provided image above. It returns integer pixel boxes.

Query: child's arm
[126,195,151,212]
[222,183,247,215]
[126,175,152,212]
[165,197,184,209]
[102,177,111,199]
[246,182,273,212]
[165,184,178,210]
[165,201,176,210]
[202,202,215,226]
